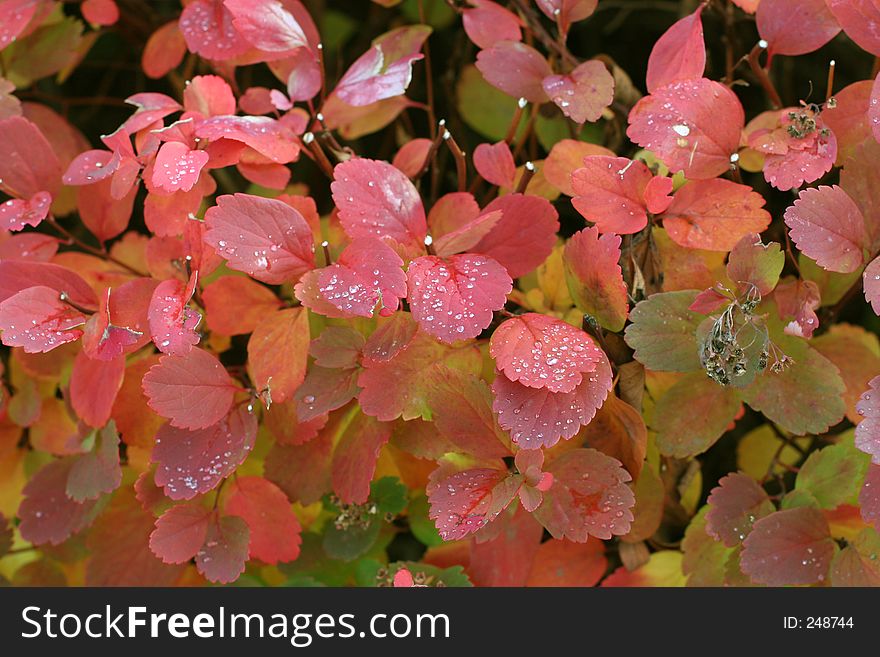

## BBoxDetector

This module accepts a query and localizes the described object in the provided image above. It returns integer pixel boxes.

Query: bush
[0,0,879,588]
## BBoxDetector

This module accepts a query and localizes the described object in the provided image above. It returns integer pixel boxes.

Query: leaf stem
[747,41,783,109]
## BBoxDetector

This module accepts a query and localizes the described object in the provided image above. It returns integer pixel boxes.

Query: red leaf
[248,307,310,404]
[542,59,614,124]
[142,21,187,79]
[67,422,122,502]
[18,459,100,546]
[142,348,237,430]
[148,276,202,356]
[490,313,599,393]
[295,238,406,318]
[860,464,880,531]
[152,141,209,193]
[871,72,880,143]
[627,78,744,179]
[462,0,521,49]
[0,232,58,262]
[427,463,515,541]
[855,375,880,464]
[0,116,61,200]
[194,115,300,163]
[526,538,607,587]
[82,288,146,361]
[756,0,840,57]
[204,193,315,284]
[492,345,612,448]
[183,75,236,117]
[784,185,867,274]
[77,177,137,243]
[0,0,39,50]
[295,365,360,422]
[662,178,772,251]
[407,254,512,343]
[543,139,615,196]
[331,158,427,253]
[311,326,365,369]
[472,193,559,278]
[775,278,821,338]
[432,210,502,258]
[468,507,543,586]
[533,448,635,541]
[202,275,282,335]
[264,424,333,504]
[178,0,250,60]
[0,260,97,309]
[224,0,309,52]
[149,503,211,564]
[333,25,430,106]
[535,0,597,35]
[564,227,629,332]
[476,40,552,103]
[705,472,775,547]
[572,156,655,234]
[473,141,516,188]
[392,138,433,178]
[82,0,119,26]
[0,191,51,231]
[645,5,705,93]
[0,285,86,353]
[740,507,837,585]
[69,351,125,428]
[225,476,302,564]
[331,414,391,504]
[152,405,257,500]
[196,514,249,584]
[827,1,880,55]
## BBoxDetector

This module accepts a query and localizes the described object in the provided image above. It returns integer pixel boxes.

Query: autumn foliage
[2,0,880,588]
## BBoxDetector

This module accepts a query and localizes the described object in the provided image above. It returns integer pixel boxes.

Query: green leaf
[371,477,408,516]
[795,443,870,509]
[5,17,84,87]
[726,234,784,296]
[799,253,861,306]
[624,291,703,372]
[682,507,734,587]
[653,372,741,457]
[830,528,880,586]
[456,65,526,142]
[741,337,846,435]
[408,493,444,547]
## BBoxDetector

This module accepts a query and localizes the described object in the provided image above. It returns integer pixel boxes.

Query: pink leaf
[784,185,867,274]
[462,0,522,49]
[224,0,309,52]
[645,5,705,93]
[856,375,880,464]
[563,227,629,331]
[492,344,612,448]
[871,72,880,143]
[427,464,514,541]
[152,405,257,500]
[705,472,775,547]
[331,158,427,252]
[0,232,58,262]
[82,0,119,26]
[861,464,880,531]
[432,210,502,258]
[476,40,552,103]
[827,1,880,55]
[149,503,211,564]
[775,278,821,338]
[204,193,315,284]
[225,476,301,564]
[284,47,322,101]
[0,191,51,231]
[18,460,100,546]
[331,414,391,504]
[864,255,880,315]
[0,286,85,353]
[69,351,125,428]
[661,178,772,251]
[178,0,250,60]
[535,0,597,35]
[406,254,512,343]
[543,139,615,196]
[295,238,406,318]
[148,276,202,355]
[142,21,187,79]
[473,141,516,188]
[0,116,61,200]
[196,514,250,584]
[194,115,300,163]
[142,348,237,430]
[756,0,840,57]
[542,59,614,124]
[626,78,744,179]
[490,313,599,393]
[0,260,97,309]
[153,146,211,195]
[392,138,433,178]
[0,0,39,50]
[571,156,654,234]
[741,507,836,585]
[334,26,430,106]
[533,448,635,541]
[472,193,559,278]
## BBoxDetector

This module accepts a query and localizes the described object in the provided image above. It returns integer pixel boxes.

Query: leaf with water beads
[178,0,251,61]
[864,256,880,315]
[475,40,552,103]
[203,192,315,285]
[0,285,86,353]
[194,115,300,163]
[645,5,705,93]
[490,313,599,393]
[533,448,635,542]
[427,462,516,541]
[542,59,614,125]
[855,375,880,465]
[152,404,257,500]
[492,343,613,449]
[151,141,209,193]
[0,191,51,232]
[295,238,406,319]
[0,0,39,50]
[82,287,146,361]
[740,507,837,586]
[224,0,309,53]
[148,275,201,356]
[860,465,880,531]
[705,472,775,547]
[407,253,512,344]
[756,0,840,57]
[142,347,238,430]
